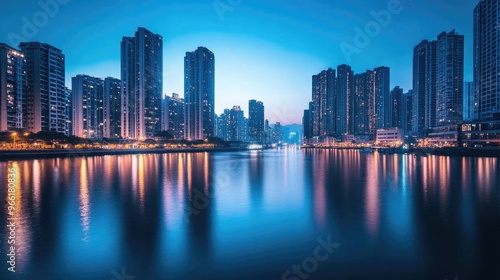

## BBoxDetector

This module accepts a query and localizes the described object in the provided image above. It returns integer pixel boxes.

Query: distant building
[0,43,24,131]
[401,90,413,135]
[390,86,403,128]
[376,128,403,144]
[121,27,163,139]
[474,0,500,121]
[64,87,71,136]
[353,72,369,135]
[248,99,264,143]
[20,42,66,133]
[184,47,215,140]
[228,105,245,141]
[71,75,104,138]
[162,93,185,139]
[104,77,121,138]
[436,30,464,126]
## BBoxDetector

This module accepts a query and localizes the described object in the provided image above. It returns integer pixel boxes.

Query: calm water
[0,149,499,279]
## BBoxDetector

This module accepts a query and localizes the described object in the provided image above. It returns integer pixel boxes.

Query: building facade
[0,43,24,131]
[473,0,500,121]
[184,47,215,140]
[436,30,464,126]
[20,42,66,134]
[121,27,163,139]
[71,75,104,138]
[248,99,264,143]
[413,40,437,135]
[104,77,121,138]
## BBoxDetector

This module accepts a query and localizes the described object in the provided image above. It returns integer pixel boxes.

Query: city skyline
[0,0,478,124]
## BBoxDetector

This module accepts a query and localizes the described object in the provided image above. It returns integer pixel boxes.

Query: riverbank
[302,146,500,157]
[0,147,249,161]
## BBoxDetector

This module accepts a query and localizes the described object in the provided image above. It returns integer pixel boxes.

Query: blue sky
[0,0,477,124]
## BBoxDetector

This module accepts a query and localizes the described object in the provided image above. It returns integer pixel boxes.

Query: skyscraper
[401,90,413,135]
[20,42,65,133]
[374,66,391,129]
[104,77,121,138]
[249,99,264,143]
[121,27,163,139]
[64,87,71,136]
[474,0,500,121]
[413,40,437,135]
[336,64,353,135]
[312,68,336,136]
[390,86,403,128]
[0,43,24,131]
[436,30,464,126]
[184,47,215,140]
[353,72,369,135]
[71,75,104,138]
[228,105,244,141]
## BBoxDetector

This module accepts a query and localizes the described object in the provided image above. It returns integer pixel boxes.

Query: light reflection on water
[0,149,498,279]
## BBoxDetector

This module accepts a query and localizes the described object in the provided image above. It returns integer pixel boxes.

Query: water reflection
[0,150,498,279]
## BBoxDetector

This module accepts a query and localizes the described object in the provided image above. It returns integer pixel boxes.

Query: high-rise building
[228,105,244,141]
[336,64,353,135]
[121,27,163,139]
[353,72,369,135]
[248,99,264,143]
[401,90,413,135]
[303,108,312,141]
[104,77,121,138]
[64,87,71,136]
[216,109,230,141]
[463,81,474,121]
[436,30,464,126]
[413,40,437,135]
[374,66,391,129]
[312,68,336,136]
[0,43,24,131]
[474,0,500,121]
[162,93,185,139]
[71,75,104,138]
[20,42,65,133]
[184,47,215,140]
[390,86,403,128]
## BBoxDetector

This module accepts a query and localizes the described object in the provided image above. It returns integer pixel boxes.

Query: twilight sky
[0,0,477,124]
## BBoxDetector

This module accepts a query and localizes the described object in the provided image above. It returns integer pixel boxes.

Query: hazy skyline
[0,0,476,124]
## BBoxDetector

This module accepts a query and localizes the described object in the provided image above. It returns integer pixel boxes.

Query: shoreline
[0,147,250,161]
[302,146,500,158]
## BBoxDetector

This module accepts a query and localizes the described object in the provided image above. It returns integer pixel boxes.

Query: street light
[11,132,17,149]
